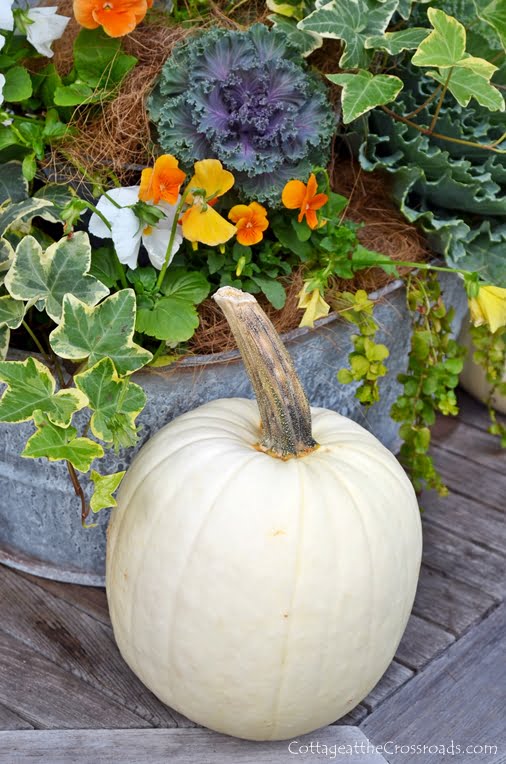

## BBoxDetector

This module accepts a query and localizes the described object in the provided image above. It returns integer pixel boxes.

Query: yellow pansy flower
[469,285,506,334]
[297,284,330,328]
[181,159,236,246]
[186,159,235,204]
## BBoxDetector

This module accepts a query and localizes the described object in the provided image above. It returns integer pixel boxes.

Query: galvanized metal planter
[0,273,468,586]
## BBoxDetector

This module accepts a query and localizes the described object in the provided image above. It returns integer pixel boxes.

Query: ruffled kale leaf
[148,24,336,206]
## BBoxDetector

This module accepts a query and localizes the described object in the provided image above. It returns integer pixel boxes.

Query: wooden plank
[0,706,33,731]
[394,614,454,671]
[431,446,505,512]
[363,604,506,763]
[18,571,110,625]
[0,727,389,764]
[0,630,150,729]
[336,704,368,725]
[0,565,192,728]
[421,491,506,555]
[431,417,505,474]
[362,662,413,712]
[421,523,505,600]
[456,389,506,434]
[413,565,496,636]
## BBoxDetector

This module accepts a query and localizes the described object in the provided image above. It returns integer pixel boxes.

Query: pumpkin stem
[214,287,318,458]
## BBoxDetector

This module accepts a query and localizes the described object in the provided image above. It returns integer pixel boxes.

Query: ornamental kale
[148,24,336,205]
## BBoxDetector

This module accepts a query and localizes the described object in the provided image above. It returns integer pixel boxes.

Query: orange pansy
[281,173,328,229]
[228,202,269,246]
[73,0,151,37]
[139,155,186,206]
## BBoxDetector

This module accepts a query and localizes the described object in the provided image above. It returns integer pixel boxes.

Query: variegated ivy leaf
[90,470,126,513]
[50,289,153,376]
[0,239,15,288]
[268,15,323,57]
[0,357,88,426]
[0,161,28,205]
[411,9,504,112]
[298,0,398,68]
[0,327,9,361]
[74,358,146,450]
[365,28,429,55]
[22,412,104,473]
[5,232,110,324]
[0,198,54,238]
[411,8,466,68]
[327,70,403,123]
[0,295,25,329]
[428,66,504,111]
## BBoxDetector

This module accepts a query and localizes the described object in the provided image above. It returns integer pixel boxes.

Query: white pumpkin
[106,287,422,741]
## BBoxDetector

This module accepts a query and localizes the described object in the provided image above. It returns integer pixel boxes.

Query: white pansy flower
[0,34,6,51]
[22,7,70,58]
[88,187,183,271]
[0,1,14,32]
[0,74,5,107]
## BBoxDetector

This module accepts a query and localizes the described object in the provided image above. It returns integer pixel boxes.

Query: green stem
[214,287,317,458]
[150,340,167,364]
[404,83,442,120]
[22,321,49,360]
[379,105,506,153]
[155,189,189,292]
[429,67,453,133]
[393,261,477,278]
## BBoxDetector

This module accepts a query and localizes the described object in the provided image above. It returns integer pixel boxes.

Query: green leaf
[0,295,25,329]
[479,0,506,51]
[54,82,95,107]
[73,28,137,89]
[0,357,87,426]
[89,470,125,513]
[5,232,110,323]
[32,63,63,107]
[251,276,286,309]
[0,198,54,237]
[327,70,403,123]
[160,268,211,303]
[268,14,323,56]
[365,28,429,55]
[2,66,33,103]
[22,154,37,182]
[0,326,9,361]
[298,0,398,68]
[427,67,504,111]
[136,296,199,343]
[50,289,153,375]
[33,184,75,224]
[74,358,146,448]
[412,8,466,68]
[22,412,104,472]
[90,246,122,288]
[0,161,28,204]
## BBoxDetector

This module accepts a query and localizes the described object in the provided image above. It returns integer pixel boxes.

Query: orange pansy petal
[309,193,329,211]
[236,227,264,246]
[306,173,318,198]
[138,167,153,202]
[305,209,319,229]
[92,8,138,36]
[228,204,251,223]
[282,179,307,210]
[73,0,99,27]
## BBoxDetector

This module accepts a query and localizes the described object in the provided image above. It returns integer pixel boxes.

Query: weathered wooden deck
[0,390,504,763]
